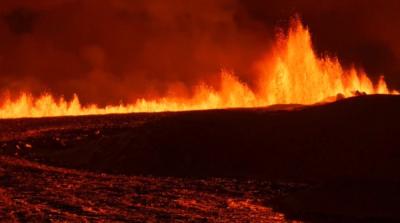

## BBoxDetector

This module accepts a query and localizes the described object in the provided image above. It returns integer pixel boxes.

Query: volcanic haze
[0,0,399,110]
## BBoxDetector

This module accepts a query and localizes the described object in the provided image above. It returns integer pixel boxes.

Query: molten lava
[0,17,397,119]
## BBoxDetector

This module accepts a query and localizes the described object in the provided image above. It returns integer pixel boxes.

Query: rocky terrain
[1,94,400,222]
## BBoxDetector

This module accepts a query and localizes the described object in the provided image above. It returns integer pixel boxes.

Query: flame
[0,17,397,119]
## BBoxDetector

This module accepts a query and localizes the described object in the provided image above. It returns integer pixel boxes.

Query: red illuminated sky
[0,0,399,105]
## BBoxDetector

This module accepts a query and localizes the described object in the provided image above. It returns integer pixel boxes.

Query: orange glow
[258,17,395,105]
[0,17,397,119]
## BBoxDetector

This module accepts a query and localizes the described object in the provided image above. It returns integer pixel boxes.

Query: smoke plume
[0,0,399,106]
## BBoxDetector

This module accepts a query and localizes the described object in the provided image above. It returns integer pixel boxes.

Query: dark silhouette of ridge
[50,94,400,182]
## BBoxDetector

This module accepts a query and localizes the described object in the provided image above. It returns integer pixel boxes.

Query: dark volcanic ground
[0,156,306,222]
[0,106,307,222]
[1,94,400,222]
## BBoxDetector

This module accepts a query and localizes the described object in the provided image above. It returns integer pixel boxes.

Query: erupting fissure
[0,17,398,119]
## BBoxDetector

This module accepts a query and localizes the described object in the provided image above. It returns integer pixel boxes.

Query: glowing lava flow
[0,17,397,119]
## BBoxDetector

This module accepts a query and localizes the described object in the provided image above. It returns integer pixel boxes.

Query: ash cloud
[0,0,399,106]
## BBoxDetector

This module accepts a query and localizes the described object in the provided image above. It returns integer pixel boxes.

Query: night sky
[0,0,399,106]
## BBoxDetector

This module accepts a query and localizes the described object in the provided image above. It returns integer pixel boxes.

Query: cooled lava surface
[0,106,307,222]
[0,156,308,222]
[2,94,400,222]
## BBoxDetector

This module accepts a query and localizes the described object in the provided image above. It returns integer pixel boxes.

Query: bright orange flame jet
[0,17,397,119]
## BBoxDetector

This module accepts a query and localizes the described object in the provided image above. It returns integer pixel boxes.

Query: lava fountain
[0,17,397,119]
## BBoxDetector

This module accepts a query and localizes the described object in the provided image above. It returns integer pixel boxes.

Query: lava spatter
[0,17,397,119]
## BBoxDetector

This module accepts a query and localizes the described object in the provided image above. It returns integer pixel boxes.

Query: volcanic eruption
[2,2,400,221]
[0,16,398,119]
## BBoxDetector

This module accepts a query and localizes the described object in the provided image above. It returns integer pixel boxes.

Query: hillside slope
[49,95,400,182]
